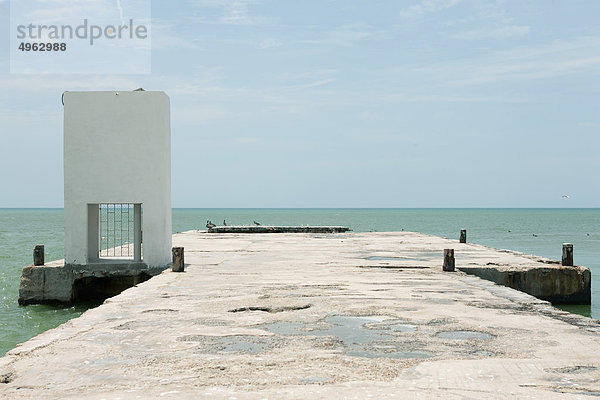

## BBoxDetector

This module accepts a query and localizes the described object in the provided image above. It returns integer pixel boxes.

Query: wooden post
[459,229,467,244]
[562,243,573,266]
[443,249,455,272]
[33,245,44,266]
[172,247,184,272]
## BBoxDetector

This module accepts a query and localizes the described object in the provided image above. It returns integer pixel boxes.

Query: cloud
[16,0,138,25]
[0,74,141,95]
[151,22,198,50]
[172,104,238,125]
[578,122,600,129]
[0,109,60,127]
[453,24,530,39]
[298,22,381,47]
[274,69,338,88]
[412,35,600,86]
[402,1,531,42]
[257,38,282,49]
[222,0,256,25]
[442,1,531,40]
[188,0,270,25]
[399,0,462,19]
[293,79,334,89]
[377,92,529,103]
[358,111,382,121]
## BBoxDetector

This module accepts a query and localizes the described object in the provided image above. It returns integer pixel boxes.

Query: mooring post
[172,247,184,272]
[33,245,44,266]
[443,249,455,272]
[459,229,467,244]
[562,243,574,266]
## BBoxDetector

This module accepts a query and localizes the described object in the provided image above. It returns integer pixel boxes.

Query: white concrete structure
[63,91,171,268]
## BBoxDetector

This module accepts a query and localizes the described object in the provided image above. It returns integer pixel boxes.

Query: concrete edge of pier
[458,264,590,304]
[18,260,168,305]
[408,233,591,305]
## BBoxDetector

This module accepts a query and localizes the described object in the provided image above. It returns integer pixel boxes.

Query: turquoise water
[1,208,598,356]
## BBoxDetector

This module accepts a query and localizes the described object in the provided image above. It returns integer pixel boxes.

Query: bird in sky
[562,194,570,198]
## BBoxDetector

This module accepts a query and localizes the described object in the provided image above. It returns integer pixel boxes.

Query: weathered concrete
[18,260,167,305]
[208,225,351,233]
[458,264,591,304]
[3,231,600,399]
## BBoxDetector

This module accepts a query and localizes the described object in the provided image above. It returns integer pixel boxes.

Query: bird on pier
[253,220,261,226]
[206,220,216,229]
[223,220,227,226]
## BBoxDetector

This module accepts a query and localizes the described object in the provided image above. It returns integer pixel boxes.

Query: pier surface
[2,231,600,399]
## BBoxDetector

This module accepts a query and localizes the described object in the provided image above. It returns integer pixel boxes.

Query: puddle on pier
[436,330,492,340]
[258,316,431,359]
[181,318,494,360]
[299,376,331,384]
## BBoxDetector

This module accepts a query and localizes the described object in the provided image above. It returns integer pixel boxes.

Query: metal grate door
[99,203,135,258]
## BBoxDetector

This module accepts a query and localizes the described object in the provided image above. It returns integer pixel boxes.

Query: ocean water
[1,208,598,356]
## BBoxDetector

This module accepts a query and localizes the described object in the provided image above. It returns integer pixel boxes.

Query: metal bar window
[99,203,136,259]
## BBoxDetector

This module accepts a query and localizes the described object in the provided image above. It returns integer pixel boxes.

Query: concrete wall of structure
[63,91,171,268]
[458,264,591,304]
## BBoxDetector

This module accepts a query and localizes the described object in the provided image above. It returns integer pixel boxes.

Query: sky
[0,0,599,208]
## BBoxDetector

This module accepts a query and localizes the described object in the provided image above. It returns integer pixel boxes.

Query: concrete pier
[3,231,599,399]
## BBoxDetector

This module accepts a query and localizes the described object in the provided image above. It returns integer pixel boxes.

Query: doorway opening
[87,203,142,262]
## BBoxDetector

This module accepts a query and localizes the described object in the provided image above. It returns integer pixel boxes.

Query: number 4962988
[18,42,67,52]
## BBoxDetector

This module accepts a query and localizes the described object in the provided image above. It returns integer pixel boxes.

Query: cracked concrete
[1,231,599,399]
